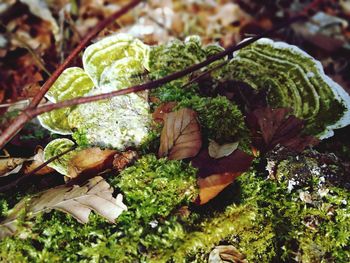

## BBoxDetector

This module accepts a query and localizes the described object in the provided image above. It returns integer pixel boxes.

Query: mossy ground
[1,37,349,262]
[1,153,349,262]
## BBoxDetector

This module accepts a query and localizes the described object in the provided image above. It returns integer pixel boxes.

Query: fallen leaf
[208,140,239,159]
[152,101,177,123]
[0,157,27,177]
[0,176,127,239]
[191,149,254,178]
[198,173,240,204]
[0,90,4,103]
[159,108,202,160]
[24,148,54,175]
[209,245,248,263]
[292,12,348,52]
[113,150,138,172]
[20,0,60,41]
[67,148,117,178]
[246,108,319,153]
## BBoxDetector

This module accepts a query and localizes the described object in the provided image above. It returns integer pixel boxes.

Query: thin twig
[0,99,30,109]
[181,60,228,89]
[0,146,76,193]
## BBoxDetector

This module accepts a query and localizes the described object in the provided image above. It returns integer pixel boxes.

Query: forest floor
[0,1,350,262]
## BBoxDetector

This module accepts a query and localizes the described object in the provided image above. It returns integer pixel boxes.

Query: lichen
[149,36,210,102]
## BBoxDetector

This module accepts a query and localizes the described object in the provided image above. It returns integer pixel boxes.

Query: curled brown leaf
[209,245,248,263]
[0,157,26,177]
[24,148,54,176]
[67,148,117,179]
[113,150,138,172]
[192,148,254,204]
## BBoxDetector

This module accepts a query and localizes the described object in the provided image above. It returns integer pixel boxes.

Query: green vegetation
[177,95,249,144]
[0,155,198,262]
[149,36,206,102]
[228,38,349,137]
[1,152,348,262]
[2,35,350,263]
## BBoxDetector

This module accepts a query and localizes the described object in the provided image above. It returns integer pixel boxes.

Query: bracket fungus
[38,34,151,149]
[43,138,79,175]
[229,38,350,138]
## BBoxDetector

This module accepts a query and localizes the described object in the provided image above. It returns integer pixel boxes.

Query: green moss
[172,203,276,262]
[1,153,349,262]
[149,36,207,102]
[0,198,9,219]
[228,38,349,137]
[177,95,250,145]
[0,155,198,262]
[171,159,350,263]
[72,129,89,148]
[235,161,350,262]
[110,155,199,261]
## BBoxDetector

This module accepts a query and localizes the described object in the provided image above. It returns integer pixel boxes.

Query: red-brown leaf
[158,108,202,160]
[197,172,241,204]
[191,149,254,178]
[152,102,177,124]
[246,107,319,153]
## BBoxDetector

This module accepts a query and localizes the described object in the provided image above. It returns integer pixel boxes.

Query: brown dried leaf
[208,140,239,159]
[0,176,127,239]
[198,173,240,204]
[67,148,117,178]
[159,108,202,160]
[191,149,254,178]
[20,0,59,40]
[246,108,319,153]
[24,148,54,175]
[152,101,177,124]
[113,150,138,172]
[209,245,248,263]
[0,157,26,177]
